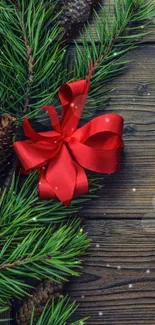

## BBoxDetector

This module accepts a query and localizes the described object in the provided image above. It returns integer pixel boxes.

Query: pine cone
[0,114,17,180]
[62,0,99,32]
[16,280,63,325]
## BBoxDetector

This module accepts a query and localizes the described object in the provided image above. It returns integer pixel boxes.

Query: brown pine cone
[0,114,17,180]
[62,0,99,32]
[16,280,63,325]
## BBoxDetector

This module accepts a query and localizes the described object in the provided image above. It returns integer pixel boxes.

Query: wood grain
[66,45,155,324]
[67,219,155,324]
[80,45,155,220]
[74,0,155,43]
[3,3,155,324]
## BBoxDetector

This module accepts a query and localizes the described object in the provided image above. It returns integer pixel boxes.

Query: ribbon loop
[43,106,61,133]
[59,80,89,136]
[14,64,124,206]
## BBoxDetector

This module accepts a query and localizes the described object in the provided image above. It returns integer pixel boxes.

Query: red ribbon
[14,65,124,206]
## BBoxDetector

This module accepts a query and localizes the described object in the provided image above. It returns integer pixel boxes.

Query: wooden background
[2,1,155,324]
[67,0,155,324]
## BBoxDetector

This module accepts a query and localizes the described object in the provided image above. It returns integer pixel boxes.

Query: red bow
[14,65,124,206]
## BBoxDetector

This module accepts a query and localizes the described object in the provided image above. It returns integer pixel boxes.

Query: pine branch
[16,280,63,325]
[30,296,88,325]
[0,296,88,324]
[0,0,66,120]
[70,0,155,118]
[0,172,102,225]
[12,0,34,113]
[0,214,90,307]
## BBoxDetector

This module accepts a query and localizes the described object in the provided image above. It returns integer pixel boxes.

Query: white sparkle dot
[71,103,74,107]
[32,217,37,221]
[55,186,58,190]
[141,25,144,28]
[71,128,74,131]
[80,228,83,232]
[105,117,110,122]
[8,162,10,165]
[96,244,100,248]
[54,140,57,143]
[42,167,46,170]
[129,284,133,288]
[75,106,78,109]
[114,52,117,56]
[146,269,150,273]
[39,182,42,185]
[117,265,121,270]
[107,264,110,267]
[133,98,136,101]
[98,312,103,316]
[148,93,150,96]
[81,295,85,299]
[132,188,136,192]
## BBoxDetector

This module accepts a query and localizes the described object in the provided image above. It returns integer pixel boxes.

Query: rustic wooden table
[2,1,155,324]
[66,1,155,324]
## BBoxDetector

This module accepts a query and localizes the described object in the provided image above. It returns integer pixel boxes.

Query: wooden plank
[81,45,155,219]
[74,0,155,44]
[67,219,155,324]
[66,44,155,324]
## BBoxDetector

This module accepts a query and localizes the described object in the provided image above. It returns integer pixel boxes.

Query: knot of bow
[14,65,124,206]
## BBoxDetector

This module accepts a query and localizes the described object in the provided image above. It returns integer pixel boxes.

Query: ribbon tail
[39,160,88,203]
[41,144,76,206]
[43,106,61,133]
[39,169,56,199]
[23,118,44,142]
[74,162,89,197]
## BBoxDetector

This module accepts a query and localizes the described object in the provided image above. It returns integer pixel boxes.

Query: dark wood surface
[66,20,155,325]
[2,1,155,324]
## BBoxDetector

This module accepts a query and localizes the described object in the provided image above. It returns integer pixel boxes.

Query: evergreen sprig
[0,0,154,122]
[0,210,90,308]
[0,0,155,322]
[0,0,66,119]
[71,0,155,118]
[1,172,102,225]
[31,296,88,325]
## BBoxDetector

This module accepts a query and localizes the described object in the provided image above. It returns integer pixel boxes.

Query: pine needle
[70,0,155,118]
[1,172,102,225]
[31,296,88,325]
[0,0,66,119]
[0,213,90,306]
